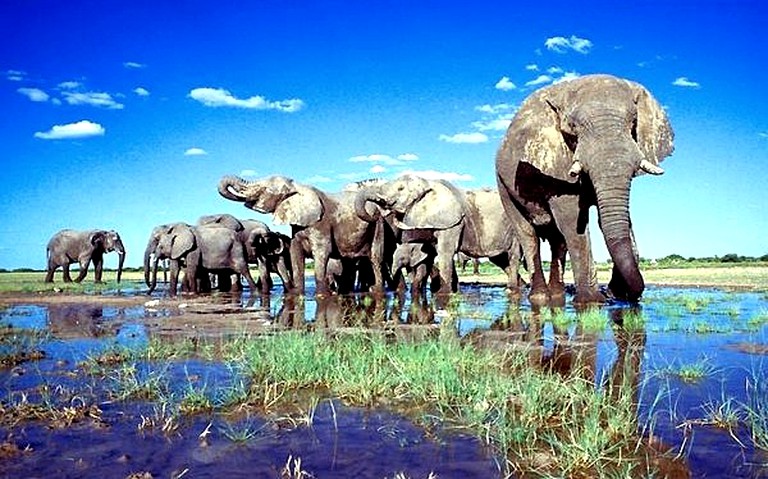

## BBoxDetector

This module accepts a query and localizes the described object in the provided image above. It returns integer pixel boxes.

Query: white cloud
[133,87,150,96]
[525,64,539,71]
[553,71,581,84]
[184,147,207,156]
[62,91,124,109]
[399,169,474,182]
[545,35,593,54]
[472,117,513,132]
[17,87,49,102]
[6,70,26,81]
[349,153,417,166]
[758,132,768,139]
[397,153,419,162]
[370,165,387,174]
[189,87,304,112]
[438,132,489,144]
[123,61,146,69]
[672,77,701,88]
[58,81,82,89]
[34,120,105,140]
[475,103,513,114]
[495,76,516,91]
[525,75,553,87]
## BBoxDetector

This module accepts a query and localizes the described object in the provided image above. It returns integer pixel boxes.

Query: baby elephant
[45,229,126,283]
[392,242,437,296]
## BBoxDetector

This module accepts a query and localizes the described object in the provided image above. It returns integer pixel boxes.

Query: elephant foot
[528,283,550,306]
[573,287,606,306]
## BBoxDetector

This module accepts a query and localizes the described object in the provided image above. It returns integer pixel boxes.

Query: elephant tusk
[568,160,583,177]
[638,159,665,175]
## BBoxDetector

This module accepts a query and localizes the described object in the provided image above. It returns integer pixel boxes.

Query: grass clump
[218,329,664,477]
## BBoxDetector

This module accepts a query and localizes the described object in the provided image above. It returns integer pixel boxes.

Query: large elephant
[495,74,673,303]
[218,175,397,296]
[355,176,522,296]
[149,223,258,296]
[45,229,126,283]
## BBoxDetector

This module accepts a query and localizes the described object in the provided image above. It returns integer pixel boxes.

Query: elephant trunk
[594,178,644,302]
[143,241,156,287]
[116,248,125,283]
[148,255,159,294]
[218,175,249,202]
[354,188,382,223]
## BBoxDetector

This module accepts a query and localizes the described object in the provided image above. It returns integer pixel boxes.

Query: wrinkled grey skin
[392,242,437,296]
[144,223,182,292]
[355,176,523,296]
[150,223,258,297]
[45,229,125,283]
[218,175,395,296]
[495,74,673,303]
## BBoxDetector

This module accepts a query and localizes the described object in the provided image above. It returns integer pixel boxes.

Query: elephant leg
[169,261,180,297]
[62,263,73,282]
[502,205,548,302]
[313,250,332,296]
[545,231,567,300]
[45,263,57,283]
[368,221,386,294]
[549,198,602,304]
[412,264,428,297]
[289,238,305,295]
[93,257,104,283]
[434,227,461,295]
[257,260,272,294]
[276,259,294,292]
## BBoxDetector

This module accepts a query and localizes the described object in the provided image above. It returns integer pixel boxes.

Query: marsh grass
[0,329,47,367]
[743,367,768,451]
[658,357,716,384]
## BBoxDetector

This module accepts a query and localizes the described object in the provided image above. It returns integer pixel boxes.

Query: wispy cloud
[240,169,258,177]
[525,74,553,87]
[6,70,27,81]
[370,164,387,174]
[34,120,105,140]
[189,87,304,112]
[349,153,419,166]
[438,132,488,144]
[58,81,82,89]
[672,77,701,88]
[495,76,516,91]
[61,90,125,109]
[133,87,150,96]
[184,147,207,156]
[758,132,768,139]
[545,35,593,54]
[399,169,474,182]
[525,64,539,71]
[123,61,146,69]
[17,87,49,102]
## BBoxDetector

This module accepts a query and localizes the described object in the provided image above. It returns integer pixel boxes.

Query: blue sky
[1,0,766,270]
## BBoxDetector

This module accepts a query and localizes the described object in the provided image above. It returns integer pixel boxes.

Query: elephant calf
[45,229,126,283]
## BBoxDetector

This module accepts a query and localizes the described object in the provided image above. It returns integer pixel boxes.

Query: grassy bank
[2,264,768,294]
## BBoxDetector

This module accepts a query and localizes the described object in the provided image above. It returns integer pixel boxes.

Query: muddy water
[1,283,768,478]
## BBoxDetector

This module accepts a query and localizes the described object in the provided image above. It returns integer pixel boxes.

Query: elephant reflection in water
[47,304,114,339]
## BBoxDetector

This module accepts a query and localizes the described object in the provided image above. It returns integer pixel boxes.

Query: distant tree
[761,254,768,262]
[660,254,686,264]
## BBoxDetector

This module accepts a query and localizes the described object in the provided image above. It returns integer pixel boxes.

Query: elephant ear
[273,184,323,226]
[511,84,575,181]
[411,245,430,266]
[170,226,196,260]
[629,81,675,169]
[89,231,106,247]
[399,181,464,230]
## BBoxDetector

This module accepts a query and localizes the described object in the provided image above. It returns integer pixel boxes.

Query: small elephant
[392,242,437,296]
[45,229,126,283]
[251,230,294,292]
[456,252,480,275]
[496,74,674,303]
[218,175,397,295]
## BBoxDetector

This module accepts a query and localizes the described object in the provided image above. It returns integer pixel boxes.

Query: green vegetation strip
[80,326,664,478]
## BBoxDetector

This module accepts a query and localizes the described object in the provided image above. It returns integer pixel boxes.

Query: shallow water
[1,284,768,477]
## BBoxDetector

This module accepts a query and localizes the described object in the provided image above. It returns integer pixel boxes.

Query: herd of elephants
[44,74,674,306]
